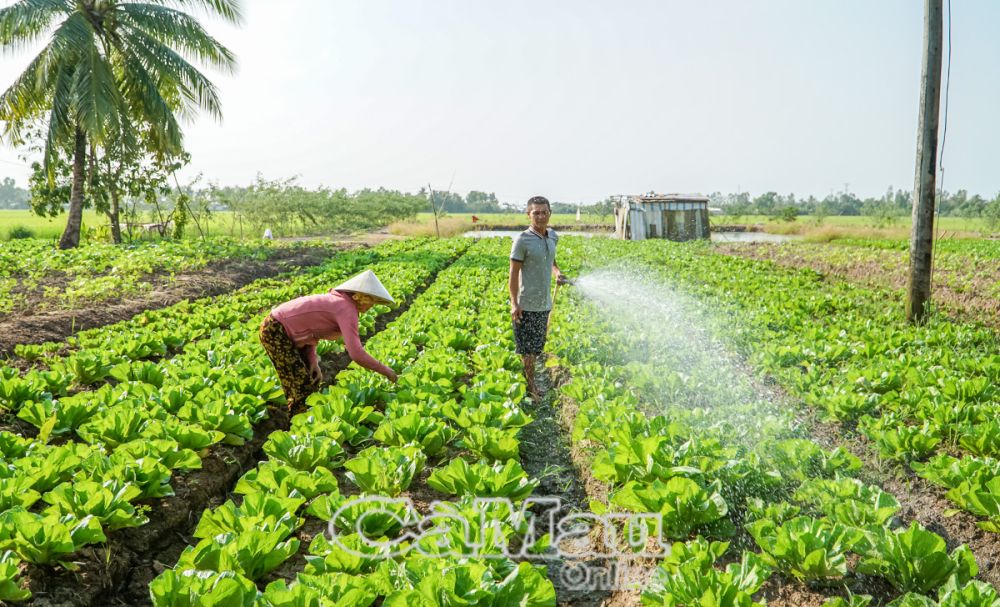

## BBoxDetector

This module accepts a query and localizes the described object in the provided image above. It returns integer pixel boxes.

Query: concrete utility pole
[428,183,441,238]
[906,0,943,323]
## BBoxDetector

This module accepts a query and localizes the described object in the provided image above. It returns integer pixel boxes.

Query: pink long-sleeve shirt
[269,290,393,377]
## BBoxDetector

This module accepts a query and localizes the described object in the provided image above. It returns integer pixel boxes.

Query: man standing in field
[509,196,566,399]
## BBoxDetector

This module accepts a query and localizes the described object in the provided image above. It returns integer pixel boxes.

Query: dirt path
[519,363,614,607]
[0,246,345,358]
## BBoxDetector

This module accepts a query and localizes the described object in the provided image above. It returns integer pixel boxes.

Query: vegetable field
[0,235,999,606]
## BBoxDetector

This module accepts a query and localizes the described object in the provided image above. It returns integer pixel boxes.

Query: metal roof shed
[613,193,711,241]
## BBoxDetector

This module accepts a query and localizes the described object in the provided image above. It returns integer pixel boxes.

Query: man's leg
[522,353,537,397]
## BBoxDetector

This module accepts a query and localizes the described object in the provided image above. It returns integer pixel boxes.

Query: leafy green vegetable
[76,408,154,449]
[265,572,375,607]
[263,432,345,472]
[344,445,426,497]
[235,461,338,500]
[821,594,873,607]
[860,415,941,463]
[756,439,861,484]
[0,476,41,512]
[322,495,418,539]
[427,458,538,500]
[177,400,254,445]
[958,421,1000,458]
[17,397,100,436]
[194,493,305,540]
[793,477,900,527]
[149,569,258,607]
[153,416,225,451]
[456,426,521,462]
[373,413,456,457]
[305,533,393,576]
[0,550,30,602]
[0,508,106,566]
[114,438,201,471]
[603,477,731,540]
[641,537,770,607]
[748,516,861,580]
[441,399,532,430]
[937,576,1000,607]
[177,530,300,580]
[856,522,977,594]
[43,479,148,530]
[14,443,94,492]
[377,556,555,607]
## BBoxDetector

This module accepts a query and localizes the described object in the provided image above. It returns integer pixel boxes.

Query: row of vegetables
[543,236,998,606]
[149,237,556,606]
[722,240,1000,324]
[0,237,294,314]
[0,237,471,602]
[1,239,431,401]
[675,240,1000,535]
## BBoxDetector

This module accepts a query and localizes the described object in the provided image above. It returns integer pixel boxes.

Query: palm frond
[117,52,184,153]
[118,3,237,73]
[116,22,224,121]
[0,0,71,52]
[0,52,51,129]
[0,33,73,143]
[42,61,76,179]
[133,0,243,25]
[72,28,125,146]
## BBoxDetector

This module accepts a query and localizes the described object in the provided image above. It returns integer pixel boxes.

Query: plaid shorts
[512,310,550,356]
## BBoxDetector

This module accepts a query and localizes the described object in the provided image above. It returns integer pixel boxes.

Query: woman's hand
[384,368,398,383]
[309,363,323,384]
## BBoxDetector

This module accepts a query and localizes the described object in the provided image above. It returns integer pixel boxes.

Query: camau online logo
[326,495,670,591]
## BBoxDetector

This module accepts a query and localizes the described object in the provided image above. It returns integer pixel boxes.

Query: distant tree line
[424,191,611,217]
[711,187,1000,222]
[0,177,29,209]
[214,177,426,236]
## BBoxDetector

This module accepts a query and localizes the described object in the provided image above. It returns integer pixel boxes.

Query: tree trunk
[58,127,87,250]
[105,155,123,244]
[109,185,122,244]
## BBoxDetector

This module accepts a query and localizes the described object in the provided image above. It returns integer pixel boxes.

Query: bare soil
[0,246,346,358]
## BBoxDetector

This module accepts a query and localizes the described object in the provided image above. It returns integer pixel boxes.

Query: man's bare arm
[509,259,523,322]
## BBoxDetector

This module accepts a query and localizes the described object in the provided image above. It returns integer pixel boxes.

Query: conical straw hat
[333,270,394,304]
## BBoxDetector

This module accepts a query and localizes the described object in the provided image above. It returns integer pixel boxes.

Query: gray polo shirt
[510,227,558,312]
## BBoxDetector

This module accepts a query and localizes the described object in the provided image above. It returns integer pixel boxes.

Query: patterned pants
[512,310,550,355]
[259,314,316,412]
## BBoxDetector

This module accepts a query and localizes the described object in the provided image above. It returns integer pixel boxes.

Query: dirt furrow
[0,246,346,358]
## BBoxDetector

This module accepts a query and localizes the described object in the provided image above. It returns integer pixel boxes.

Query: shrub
[7,225,34,239]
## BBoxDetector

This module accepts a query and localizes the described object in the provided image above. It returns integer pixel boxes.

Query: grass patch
[389,216,473,237]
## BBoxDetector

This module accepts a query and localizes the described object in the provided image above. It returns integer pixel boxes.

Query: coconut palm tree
[0,0,242,248]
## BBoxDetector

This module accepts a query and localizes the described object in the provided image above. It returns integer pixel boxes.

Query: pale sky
[1,0,998,204]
